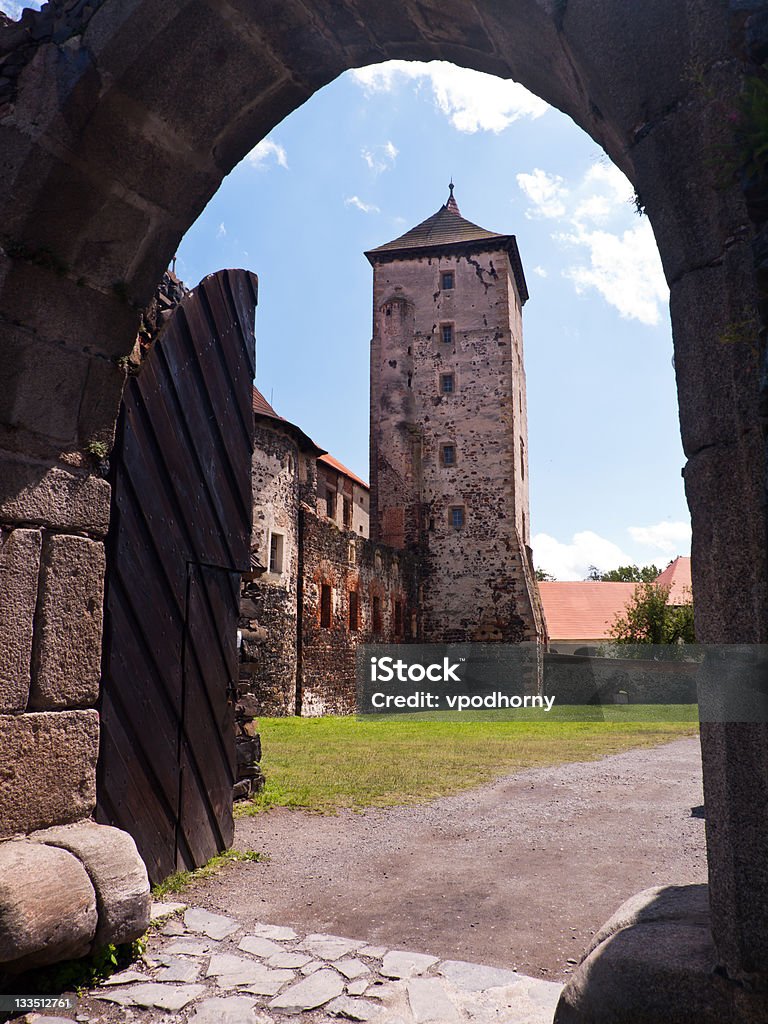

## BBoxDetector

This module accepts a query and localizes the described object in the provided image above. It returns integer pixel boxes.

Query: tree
[610,582,695,646]
[535,568,556,581]
[586,563,662,583]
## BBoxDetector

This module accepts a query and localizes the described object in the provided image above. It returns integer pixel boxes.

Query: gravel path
[183,737,706,983]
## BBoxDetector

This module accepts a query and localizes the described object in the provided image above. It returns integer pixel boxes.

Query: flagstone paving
[23,902,563,1024]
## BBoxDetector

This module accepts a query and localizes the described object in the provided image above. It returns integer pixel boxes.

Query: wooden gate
[97,269,257,884]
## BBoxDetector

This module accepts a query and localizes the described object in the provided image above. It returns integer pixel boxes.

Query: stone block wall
[0,526,105,839]
[300,509,417,715]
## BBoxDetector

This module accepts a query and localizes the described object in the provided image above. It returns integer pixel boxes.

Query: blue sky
[2,0,691,580]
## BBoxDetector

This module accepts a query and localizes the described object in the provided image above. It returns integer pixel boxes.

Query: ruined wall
[238,420,313,716]
[317,460,369,537]
[370,246,540,645]
[300,510,417,715]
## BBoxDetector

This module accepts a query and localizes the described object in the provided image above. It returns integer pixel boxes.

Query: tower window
[440,373,455,394]
[520,439,525,480]
[441,271,454,290]
[450,506,465,530]
[268,532,284,574]
[349,590,359,632]
[441,444,456,467]
[320,583,332,628]
[441,323,454,344]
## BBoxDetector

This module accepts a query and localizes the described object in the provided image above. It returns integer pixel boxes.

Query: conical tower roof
[365,184,528,304]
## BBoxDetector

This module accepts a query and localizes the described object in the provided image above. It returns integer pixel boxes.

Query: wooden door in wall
[97,269,257,884]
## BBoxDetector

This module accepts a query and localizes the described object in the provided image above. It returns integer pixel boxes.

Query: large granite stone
[0,528,41,712]
[0,711,98,836]
[31,820,150,947]
[553,885,741,1023]
[0,840,97,971]
[29,534,105,710]
[0,458,111,536]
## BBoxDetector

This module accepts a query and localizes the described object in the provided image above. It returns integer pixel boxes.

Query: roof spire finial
[446,179,460,215]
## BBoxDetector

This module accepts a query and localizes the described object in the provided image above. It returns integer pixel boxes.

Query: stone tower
[366,185,544,645]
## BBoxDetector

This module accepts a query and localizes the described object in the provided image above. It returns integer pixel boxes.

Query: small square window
[441,444,456,466]
[440,373,455,394]
[450,506,465,530]
[441,271,454,290]
[441,323,453,344]
[269,532,284,574]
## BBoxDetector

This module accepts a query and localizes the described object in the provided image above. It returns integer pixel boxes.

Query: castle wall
[300,511,416,715]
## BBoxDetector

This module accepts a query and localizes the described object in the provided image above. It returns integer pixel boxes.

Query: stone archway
[0,1,766,1015]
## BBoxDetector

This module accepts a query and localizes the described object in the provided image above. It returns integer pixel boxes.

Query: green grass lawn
[237,708,699,816]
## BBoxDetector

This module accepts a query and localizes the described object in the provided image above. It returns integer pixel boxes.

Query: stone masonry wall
[238,420,303,717]
[370,245,541,646]
[300,509,417,716]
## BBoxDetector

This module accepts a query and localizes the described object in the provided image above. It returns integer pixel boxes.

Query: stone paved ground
[23,903,562,1024]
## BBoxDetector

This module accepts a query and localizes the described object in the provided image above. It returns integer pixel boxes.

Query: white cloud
[216,222,227,239]
[345,195,380,214]
[245,138,288,170]
[532,266,548,278]
[516,161,668,325]
[361,141,398,174]
[627,521,691,556]
[0,0,42,18]
[517,169,568,219]
[533,530,635,582]
[560,221,667,326]
[352,61,548,133]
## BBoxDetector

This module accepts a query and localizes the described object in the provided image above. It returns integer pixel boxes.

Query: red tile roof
[318,453,368,491]
[252,387,281,419]
[655,556,692,604]
[538,582,638,642]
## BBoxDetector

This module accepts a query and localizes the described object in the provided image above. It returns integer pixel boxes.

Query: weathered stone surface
[326,994,382,1021]
[347,978,370,996]
[155,958,201,983]
[553,885,733,1023]
[0,527,40,712]
[0,840,97,970]
[30,820,150,947]
[237,934,285,958]
[438,959,521,991]
[29,534,105,710]
[159,917,186,936]
[268,969,345,1012]
[332,957,369,980]
[163,937,216,956]
[248,921,297,941]
[184,907,240,939]
[265,950,313,969]
[0,711,98,836]
[96,982,205,1010]
[188,995,270,1024]
[0,458,111,535]
[407,978,461,1022]
[207,953,292,991]
[381,950,439,980]
[101,968,148,985]
[358,945,388,959]
[299,933,361,960]
[150,900,187,921]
